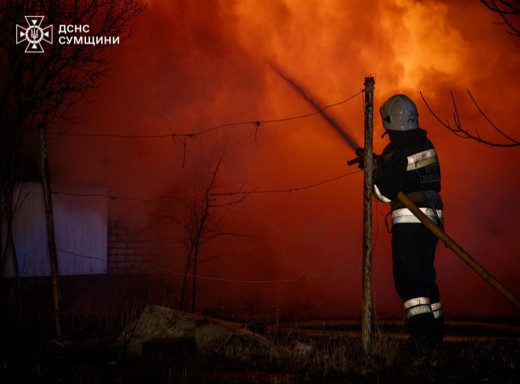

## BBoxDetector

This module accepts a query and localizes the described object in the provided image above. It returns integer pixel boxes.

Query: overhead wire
[51,88,365,202]
[52,89,364,140]
[51,168,362,203]
[147,264,362,284]
[50,254,362,284]
[211,169,362,197]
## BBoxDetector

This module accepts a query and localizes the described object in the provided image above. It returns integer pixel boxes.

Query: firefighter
[372,94,444,347]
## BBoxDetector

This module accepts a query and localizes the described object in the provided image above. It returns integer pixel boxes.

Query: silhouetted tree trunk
[39,123,63,340]
[177,156,248,312]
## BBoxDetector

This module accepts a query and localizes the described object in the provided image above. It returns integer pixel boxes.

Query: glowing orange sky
[51,0,520,319]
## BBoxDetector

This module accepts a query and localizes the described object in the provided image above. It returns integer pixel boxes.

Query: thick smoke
[50,0,520,319]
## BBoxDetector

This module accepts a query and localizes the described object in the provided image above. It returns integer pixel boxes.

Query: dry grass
[197,318,519,384]
[195,317,520,384]
[1,306,519,383]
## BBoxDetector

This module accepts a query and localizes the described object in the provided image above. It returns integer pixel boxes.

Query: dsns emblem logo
[16,16,53,53]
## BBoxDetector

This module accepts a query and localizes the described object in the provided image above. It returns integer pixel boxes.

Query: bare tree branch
[421,3,519,148]
[420,91,520,148]
[480,0,520,37]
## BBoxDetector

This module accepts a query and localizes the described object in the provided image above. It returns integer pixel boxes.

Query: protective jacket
[373,127,444,345]
[373,128,443,224]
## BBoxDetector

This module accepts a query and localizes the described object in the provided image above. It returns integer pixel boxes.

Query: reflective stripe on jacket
[392,207,444,225]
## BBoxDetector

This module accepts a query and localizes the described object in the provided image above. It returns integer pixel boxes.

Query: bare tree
[419,2,519,147]
[480,0,520,37]
[176,157,248,312]
[1,0,145,265]
[0,0,145,328]
[420,90,520,148]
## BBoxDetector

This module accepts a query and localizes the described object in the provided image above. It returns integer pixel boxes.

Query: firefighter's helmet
[380,94,418,131]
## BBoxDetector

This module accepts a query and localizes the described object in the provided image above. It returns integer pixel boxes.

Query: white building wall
[2,182,108,277]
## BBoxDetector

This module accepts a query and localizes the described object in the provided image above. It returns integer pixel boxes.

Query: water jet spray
[268,62,361,152]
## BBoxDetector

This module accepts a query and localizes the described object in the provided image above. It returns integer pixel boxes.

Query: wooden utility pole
[362,77,375,361]
[38,122,63,341]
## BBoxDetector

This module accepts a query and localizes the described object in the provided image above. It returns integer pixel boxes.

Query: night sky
[48,0,520,319]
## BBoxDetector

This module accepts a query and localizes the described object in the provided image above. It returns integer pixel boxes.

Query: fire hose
[397,191,520,311]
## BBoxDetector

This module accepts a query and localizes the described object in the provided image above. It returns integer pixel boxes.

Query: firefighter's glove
[355,147,365,170]
[347,148,364,168]
[347,148,379,171]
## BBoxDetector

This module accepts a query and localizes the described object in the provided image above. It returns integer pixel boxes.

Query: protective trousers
[392,223,444,345]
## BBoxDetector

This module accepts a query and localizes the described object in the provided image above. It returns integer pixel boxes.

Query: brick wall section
[108,220,177,275]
